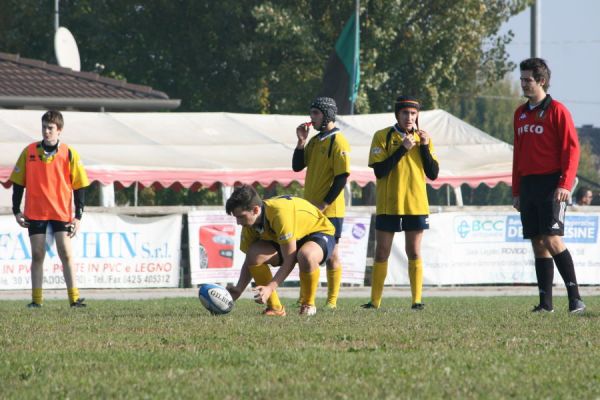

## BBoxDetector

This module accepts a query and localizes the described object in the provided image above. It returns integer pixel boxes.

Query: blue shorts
[375,215,429,232]
[328,217,344,242]
[268,232,336,266]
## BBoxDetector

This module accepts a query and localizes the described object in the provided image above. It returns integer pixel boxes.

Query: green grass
[1,296,600,399]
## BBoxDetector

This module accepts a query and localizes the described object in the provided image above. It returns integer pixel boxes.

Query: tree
[443,78,522,144]
[577,142,600,187]
[357,0,530,112]
[1,1,533,206]
[438,78,520,205]
[0,0,530,114]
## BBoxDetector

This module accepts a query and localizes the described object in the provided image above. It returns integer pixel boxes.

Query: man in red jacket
[512,58,585,313]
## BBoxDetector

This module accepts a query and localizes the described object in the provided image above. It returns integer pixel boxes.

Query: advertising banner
[386,211,600,285]
[333,213,370,285]
[188,210,241,284]
[188,209,371,285]
[0,213,181,289]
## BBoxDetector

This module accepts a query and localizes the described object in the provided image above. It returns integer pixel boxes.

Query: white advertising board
[188,210,371,285]
[386,212,600,285]
[0,213,181,289]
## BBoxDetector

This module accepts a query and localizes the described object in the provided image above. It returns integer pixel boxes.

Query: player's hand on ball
[226,285,242,301]
[253,285,272,305]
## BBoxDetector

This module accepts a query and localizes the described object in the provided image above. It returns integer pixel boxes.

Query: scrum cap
[394,96,421,115]
[310,97,337,131]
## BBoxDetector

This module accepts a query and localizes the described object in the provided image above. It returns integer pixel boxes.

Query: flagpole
[350,0,359,115]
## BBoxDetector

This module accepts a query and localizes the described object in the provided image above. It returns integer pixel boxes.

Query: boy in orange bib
[10,110,90,308]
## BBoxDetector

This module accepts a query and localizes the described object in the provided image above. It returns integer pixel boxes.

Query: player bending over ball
[226,185,336,316]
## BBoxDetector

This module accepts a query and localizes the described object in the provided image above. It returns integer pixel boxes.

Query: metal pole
[54,0,60,32]
[350,0,359,115]
[530,0,541,57]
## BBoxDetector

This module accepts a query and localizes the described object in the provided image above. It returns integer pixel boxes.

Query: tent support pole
[453,186,464,207]
[344,183,352,206]
[221,185,233,206]
[99,182,115,207]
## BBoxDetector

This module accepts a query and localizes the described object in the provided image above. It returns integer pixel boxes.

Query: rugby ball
[199,283,234,315]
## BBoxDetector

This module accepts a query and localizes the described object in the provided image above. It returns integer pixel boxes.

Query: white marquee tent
[0,109,513,204]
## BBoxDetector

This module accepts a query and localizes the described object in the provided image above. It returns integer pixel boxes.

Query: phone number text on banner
[0,213,182,289]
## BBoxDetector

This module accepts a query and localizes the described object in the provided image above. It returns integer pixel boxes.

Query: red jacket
[512,95,580,196]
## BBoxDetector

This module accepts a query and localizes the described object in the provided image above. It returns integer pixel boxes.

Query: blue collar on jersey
[253,205,266,234]
[393,123,416,136]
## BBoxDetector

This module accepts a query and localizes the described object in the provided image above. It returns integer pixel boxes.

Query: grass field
[1,296,599,399]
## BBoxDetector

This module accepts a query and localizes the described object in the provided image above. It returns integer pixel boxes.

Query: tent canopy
[0,109,513,189]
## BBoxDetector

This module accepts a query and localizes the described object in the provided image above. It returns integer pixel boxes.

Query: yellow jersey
[368,126,437,215]
[240,196,335,253]
[303,130,351,218]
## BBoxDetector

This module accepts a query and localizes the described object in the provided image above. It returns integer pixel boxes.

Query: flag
[319,12,360,115]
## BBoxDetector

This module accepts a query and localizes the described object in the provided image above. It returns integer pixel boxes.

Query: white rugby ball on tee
[199,284,234,315]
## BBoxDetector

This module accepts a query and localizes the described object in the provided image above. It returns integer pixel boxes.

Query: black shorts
[27,220,71,236]
[328,217,344,243]
[375,214,429,232]
[267,232,336,266]
[519,173,565,239]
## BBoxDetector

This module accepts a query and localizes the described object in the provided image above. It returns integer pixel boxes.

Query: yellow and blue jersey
[240,196,335,253]
[303,130,351,218]
[368,126,437,215]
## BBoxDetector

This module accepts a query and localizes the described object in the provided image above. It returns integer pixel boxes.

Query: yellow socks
[300,271,310,305]
[326,267,342,307]
[408,259,423,304]
[67,287,80,304]
[32,288,43,305]
[249,264,283,311]
[300,268,320,306]
[370,261,388,308]
[369,259,422,307]
[297,282,306,305]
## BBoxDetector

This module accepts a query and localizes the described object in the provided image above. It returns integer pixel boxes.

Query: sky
[499,0,600,127]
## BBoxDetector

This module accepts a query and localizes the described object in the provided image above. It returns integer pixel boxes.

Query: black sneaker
[70,298,87,308]
[26,302,42,309]
[360,302,379,309]
[569,298,586,314]
[531,304,554,313]
[411,303,425,311]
